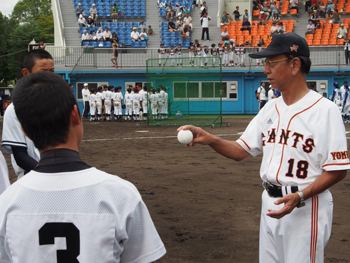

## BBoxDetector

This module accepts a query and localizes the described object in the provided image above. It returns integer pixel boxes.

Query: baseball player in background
[342,84,350,123]
[96,86,104,121]
[257,82,268,110]
[113,86,123,122]
[104,86,113,121]
[178,33,350,263]
[82,83,90,119]
[124,88,133,121]
[0,72,166,262]
[89,88,97,121]
[2,49,54,179]
[330,81,342,111]
[140,86,148,121]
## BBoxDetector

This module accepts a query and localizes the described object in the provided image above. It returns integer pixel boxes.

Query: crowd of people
[157,39,247,67]
[81,83,169,122]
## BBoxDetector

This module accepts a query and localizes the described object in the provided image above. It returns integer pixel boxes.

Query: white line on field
[83,133,239,142]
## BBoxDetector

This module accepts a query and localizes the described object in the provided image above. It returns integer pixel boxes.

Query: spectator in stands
[148,25,155,36]
[168,18,177,32]
[272,13,280,23]
[78,14,86,27]
[39,41,46,50]
[308,2,318,18]
[111,3,122,22]
[96,27,103,41]
[89,30,96,40]
[243,9,249,21]
[89,4,98,21]
[345,39,350,65]
[221,27,229,41]
[331,9,341,24]
[310,10,319,26]
[233,6,241,21]
[184,13,193,28]
[290,0,299,18]
[305,0,311,13]
[338,23,348,39]
[271,21,279,34]
[326,0,334,18]
[259,11,267,25]
[138,21,146,32]
[131,27,140,41]
[240,18,251,34]
[103,27,112,41]
[253,0,260,10]
[87,16,95,28]
[140,29,148,41]
[81,30,89,41]
[221,12,231,26]
[111,33,119,68]
[175,3,181,17]
[260,1,270,19]
[75,3,85,18]
[270,3,278,19]
[182,25,192,39]
[306,20,315,35]
[277,22,285,34]
[200,12,211,41]
[318,1,326,18]
[176,16,183,31]
[200,2,208,17]
[165,3,175,21]
[183,6,190,16]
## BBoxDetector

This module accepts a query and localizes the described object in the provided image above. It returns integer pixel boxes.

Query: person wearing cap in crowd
[82,83,90,119]
[75,3,85,17]
[96,27,103,41]
[78,14,86,27]
[88,29,96,40]
[86,16,95,28]
[89,3,98,21]
[103,27,112,41]
[337,23,348,39]
[158,42,167,66]
[177,32,350,263]
[131,27,140,41]
[210,43,218,66]
[188,42,195,66]
[217,42,223,64]
[222,41,230,67]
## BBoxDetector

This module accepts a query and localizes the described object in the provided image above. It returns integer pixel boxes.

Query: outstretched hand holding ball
[177,130,193,144]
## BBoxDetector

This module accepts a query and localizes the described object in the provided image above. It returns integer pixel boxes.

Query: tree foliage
[0,0,54,84]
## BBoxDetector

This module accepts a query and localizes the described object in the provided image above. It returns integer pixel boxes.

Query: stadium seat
[321,39,329,46]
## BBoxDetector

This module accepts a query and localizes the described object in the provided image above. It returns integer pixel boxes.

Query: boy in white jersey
[239,44,246,67]
[132,88,141,121]
[104,86,113,121]
[149,89,158,119]
[175,44,182,66]
[195,44,203,67]
[234,45,240,66]
[124,88,133,121]
[222,42,229,67]
[203,46,209,67]
[178,33,349,263]
[89,89,97,121]
[0,72,166,262]
[158,43,166,66]
[217,43,223,65]
[188,42,195,66]
[229,39,235,66]
[140,86,149,120]
[210,43,217,66]
[95,86,104,121]
[113,86,123,122]
[169,45,176,67]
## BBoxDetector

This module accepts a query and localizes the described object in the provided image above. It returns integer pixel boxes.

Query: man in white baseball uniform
[104,86,113,121]
[89,88,97,121]
[257,82,268,110]
[96,86,104,121]
[179,33,350,263]
[82,83,90,119]
[113,86,123,122]
[0,72,166,262]
[2,49,54,179]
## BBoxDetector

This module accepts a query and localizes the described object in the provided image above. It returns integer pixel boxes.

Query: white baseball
[177,130,193,144]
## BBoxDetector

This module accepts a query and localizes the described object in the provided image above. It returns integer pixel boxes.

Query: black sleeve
[11,146,39,173]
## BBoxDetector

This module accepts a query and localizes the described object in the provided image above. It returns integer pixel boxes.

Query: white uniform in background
[0,167,166,262]
[234,47,240,66]
[149,93,158,119]
[0,152,9,194]
[210,47,217,66]
[140,90,148,120]
[89,93,97,121]
[113,91,123,119]
[188,45,195,66]
[124,92,133,120]
[176,47,182,66]
[2,104,40,179]
[158,47,166,66]
[229,44,235,66]
[196,45,203,67]
[104,90,113,121]
[218,46,223,65]
[96,91,104,121]
[239,47,246,66]
[133,93,141,120]
[169,48,176,66]
[222,46,229,66]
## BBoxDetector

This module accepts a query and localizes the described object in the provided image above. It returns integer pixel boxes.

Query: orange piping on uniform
[238,138,251,150]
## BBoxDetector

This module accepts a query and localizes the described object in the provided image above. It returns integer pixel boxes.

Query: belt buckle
[263,182,280,198]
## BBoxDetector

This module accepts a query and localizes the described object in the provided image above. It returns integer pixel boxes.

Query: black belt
[263,182,299,198]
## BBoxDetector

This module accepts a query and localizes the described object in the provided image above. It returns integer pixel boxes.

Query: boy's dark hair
[23,49,53,73]
[12,72,78,151]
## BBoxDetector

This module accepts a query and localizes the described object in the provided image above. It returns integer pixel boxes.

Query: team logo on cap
[290,45,299,52]
[266,36,273,47]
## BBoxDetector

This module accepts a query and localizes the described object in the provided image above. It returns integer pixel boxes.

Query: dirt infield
[2,118,350,262]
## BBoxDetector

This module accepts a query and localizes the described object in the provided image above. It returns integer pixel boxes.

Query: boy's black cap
[249,33,310,58]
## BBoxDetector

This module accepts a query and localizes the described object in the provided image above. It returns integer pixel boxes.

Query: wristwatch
[296,191,305,208]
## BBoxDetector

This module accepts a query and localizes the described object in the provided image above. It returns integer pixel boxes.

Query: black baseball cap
[249,33,310,58]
